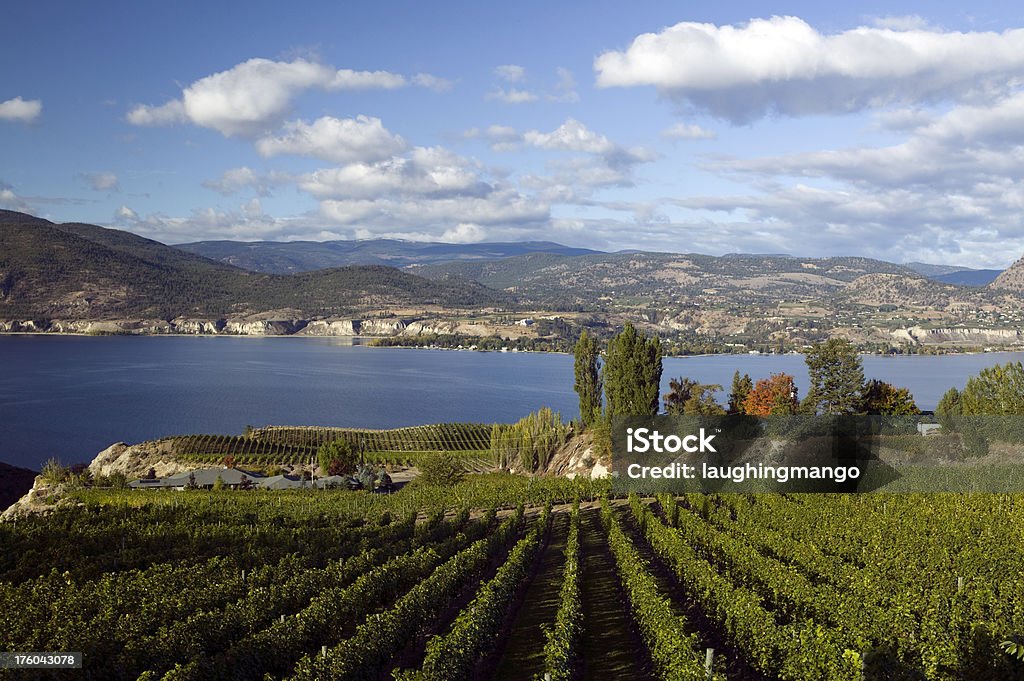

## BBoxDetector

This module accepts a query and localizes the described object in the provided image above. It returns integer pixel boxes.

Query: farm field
[1,482,1022,680]
[165,423,497,470]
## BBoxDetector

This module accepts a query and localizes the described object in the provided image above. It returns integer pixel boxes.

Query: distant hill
[0,211,507,319]
[412,251,930,308]
[0,462,37,512]
[992,255,1024,292]
[931,270,1002,287]
[905,261,1002,287]
[175,238,602,273]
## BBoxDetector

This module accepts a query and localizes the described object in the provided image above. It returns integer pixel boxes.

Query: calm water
[1,335,1022,470]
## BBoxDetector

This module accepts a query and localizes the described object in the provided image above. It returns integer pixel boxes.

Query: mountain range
[4,210,1024,346]
[176,238,600,274]
[0,210,505,320]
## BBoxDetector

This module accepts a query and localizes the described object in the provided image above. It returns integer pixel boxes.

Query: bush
[418,452,465,486]
[318,439,356,476]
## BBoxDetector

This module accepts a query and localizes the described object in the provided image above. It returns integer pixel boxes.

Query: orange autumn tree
[743,373,799,416]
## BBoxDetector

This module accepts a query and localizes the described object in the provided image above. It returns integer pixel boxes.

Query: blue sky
[4,1,1024,267]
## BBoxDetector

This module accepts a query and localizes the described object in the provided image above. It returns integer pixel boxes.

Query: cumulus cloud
[412,73,454,92]
[486,88,539,104]
[290,142,549,241]
[126,58,424,136]
[662,122,716,140]
[524,118,656,168]
[255,115,406,163]
[671,90,1024,267]
[111,200,332,243]
[595,16,1024,122]
[79,172,119,192]
[0,96,42,123]
[202,167,290,196]
[299,146,486,200]
[495,64,526,83]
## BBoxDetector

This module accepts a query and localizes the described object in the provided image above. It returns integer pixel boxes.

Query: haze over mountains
[176,239,600,274]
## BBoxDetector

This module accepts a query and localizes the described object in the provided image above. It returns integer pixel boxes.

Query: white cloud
[495,64,526,83]
[524,118,656,168]
[662,122,716,140]
[0,187,30,212]
[80,172,119,192]
[441,223,487,243]
[525,118,615,154]
[486,88,539,104]
[548,67,580,103]
[0,97,42,123]
[127,58,414,136]
[111,200,327,243]
[412,73,454,92]
[299,146,484,200]
[255,115,406,163]
[202,167,290,196]
[330,69,406,89]
[126,99,186,126]
[595,16,1024,122]
[115,205,139,221]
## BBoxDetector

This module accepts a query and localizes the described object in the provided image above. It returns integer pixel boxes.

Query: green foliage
[802,338,865,415]
[490,408,569,472]
[417,451,466,486]
[39,458,70,486]
[603,322,663,416]
[860,379,920,416]
[936,387,962,432]
[541,505,583,681]
[606,498,722,680]
[573,329,602,426]
[728,371,753,414]
[317,439,356,476]
[419,519,544,680]
[684,383,725,416]
[211,476,224,491]
[662,377,697,415]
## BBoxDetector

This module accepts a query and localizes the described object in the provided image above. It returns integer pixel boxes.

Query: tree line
[574,326,921,422]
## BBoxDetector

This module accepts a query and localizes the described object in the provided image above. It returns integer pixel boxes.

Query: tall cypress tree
[573,329,602,426]
[604,322,663,416]
[802,338,865,415]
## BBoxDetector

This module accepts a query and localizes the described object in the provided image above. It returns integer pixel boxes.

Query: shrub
[318,439,356,476]
[418,452,465,486]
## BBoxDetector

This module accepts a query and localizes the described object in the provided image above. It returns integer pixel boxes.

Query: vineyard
[1,482,1023,680]
[164,423,496,468]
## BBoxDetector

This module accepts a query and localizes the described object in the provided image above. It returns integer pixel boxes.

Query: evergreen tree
[604,322,663,416]
[573,329,602,426]
[935,387,962,432]
[663,377,698,415]
[802,338,865,415]
[727,371,753,414]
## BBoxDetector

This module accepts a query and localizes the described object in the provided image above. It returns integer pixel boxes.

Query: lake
[2,335,1022,470]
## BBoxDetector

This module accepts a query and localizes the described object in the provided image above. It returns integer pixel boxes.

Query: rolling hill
[0,211,507,320]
